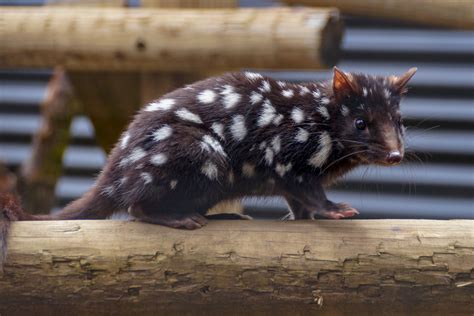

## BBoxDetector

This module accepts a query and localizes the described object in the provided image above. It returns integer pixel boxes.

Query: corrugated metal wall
[0,0,473,219]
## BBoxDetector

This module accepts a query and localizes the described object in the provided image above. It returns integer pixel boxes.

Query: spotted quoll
[0,67,416,238]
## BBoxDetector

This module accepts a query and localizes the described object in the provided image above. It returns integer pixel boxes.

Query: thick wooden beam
[284,0,474,29]
[0,7,343,71]
[1,220,473,315]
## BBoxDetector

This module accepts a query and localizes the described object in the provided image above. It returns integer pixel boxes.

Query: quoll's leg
[285,198,313,220]
[284,183,359,220]
[129,204,208,230]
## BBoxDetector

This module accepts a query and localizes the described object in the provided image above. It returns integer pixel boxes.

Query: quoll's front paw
[318,202,359,219]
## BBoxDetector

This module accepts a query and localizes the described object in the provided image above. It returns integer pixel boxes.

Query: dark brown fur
[0,67,416,266]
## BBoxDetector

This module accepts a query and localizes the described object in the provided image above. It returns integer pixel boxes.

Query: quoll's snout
[386,151,403,165]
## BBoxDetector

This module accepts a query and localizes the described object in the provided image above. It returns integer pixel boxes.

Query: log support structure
[1,220,473,315]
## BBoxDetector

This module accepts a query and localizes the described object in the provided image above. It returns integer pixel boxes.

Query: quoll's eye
[354,118,367,130]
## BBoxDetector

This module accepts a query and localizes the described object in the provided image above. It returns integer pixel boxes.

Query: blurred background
[0,0,473,219]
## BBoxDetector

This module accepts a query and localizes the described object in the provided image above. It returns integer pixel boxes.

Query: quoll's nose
[386,151,403,165]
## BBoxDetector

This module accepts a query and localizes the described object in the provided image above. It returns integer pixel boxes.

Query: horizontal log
[284,0,474,29]
[1,220,473,315]
[0,7,343,71]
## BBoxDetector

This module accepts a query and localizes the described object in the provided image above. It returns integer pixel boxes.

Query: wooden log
[46,0,126,6]
[142,0,237,7]
[0,7,343,71]
[1,220,473,315]
[18,68,78,214]
[283,0,474,29]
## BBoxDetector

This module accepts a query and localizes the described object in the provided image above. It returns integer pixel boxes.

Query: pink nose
[386,151,403,164]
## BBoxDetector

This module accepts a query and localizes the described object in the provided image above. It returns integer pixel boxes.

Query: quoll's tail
[0,188,117,267]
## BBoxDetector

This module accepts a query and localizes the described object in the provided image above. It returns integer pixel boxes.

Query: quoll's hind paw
[129,205,208,230]
[319,203,359,220]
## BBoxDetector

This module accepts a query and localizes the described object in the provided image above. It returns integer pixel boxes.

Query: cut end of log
[319,9,344,68]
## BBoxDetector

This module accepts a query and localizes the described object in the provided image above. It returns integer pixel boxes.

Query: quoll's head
[331,66,417,166]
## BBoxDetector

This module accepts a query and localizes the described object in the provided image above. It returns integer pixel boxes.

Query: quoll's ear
[393,67,417,94]
[332,66,358,100]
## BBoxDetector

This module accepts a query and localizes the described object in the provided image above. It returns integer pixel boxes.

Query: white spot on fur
[296,176,303,183]
[308,132,332,168]
[221,85,241,109]
[320,97,330,105]
[170,179,178,189]
[197,89,217,104]
[245,72,263,81]
[250,91,263,105]
[277,81,286,88]
[120,148,146,167]
[201,160,218,180]
[200,135,226,156]
[313,90,321,99]
[211,122,225,140]
[264,147,274,165]
[295,128,309,143]
[152,125,173,142]
[282,89,294,98]
[150,153,168,166]
[120,133,130,149]
[230,115,247,141]
[271,135,281,154]
[257,100,277,127]
[291,107,304,124]
[275,162,292,177]
[299,86,310,95]
[228,171,235,184]
[317,106,330,120]
[140,172,152,185]
[119,177,128,186]
[259,141,267,150]
[384,88,391,99]
[175,108,203,124]
[145,98,175,112]
[242,163,256,178]
[259,80,271,93]
[341,105,350,117]
[362,87,368,97]
[101,185,115,196]
[273,114,284,126]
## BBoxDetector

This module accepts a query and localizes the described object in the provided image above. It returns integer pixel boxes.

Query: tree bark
[18,68,77,214]
[0,7,343,71]
[1,220,473,315]
[283,0,474,29]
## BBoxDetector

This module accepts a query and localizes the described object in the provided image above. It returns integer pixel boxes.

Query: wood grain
[1,220,473,315]
[0,7,343,71]
[284,0,474,29]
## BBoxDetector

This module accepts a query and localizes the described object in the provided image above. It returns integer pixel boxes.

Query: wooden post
[0,7,344,71]
[1,220,473,315]
[283,0,474,29]
[18,68,77,214]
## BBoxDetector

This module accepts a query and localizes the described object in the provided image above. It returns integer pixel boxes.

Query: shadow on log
[1,220,473,315]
